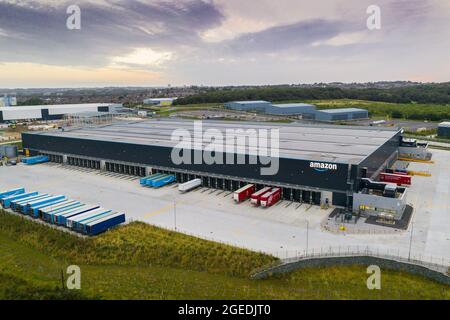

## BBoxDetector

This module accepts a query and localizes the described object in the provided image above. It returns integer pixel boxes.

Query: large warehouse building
[22,119,419,216]
[0,103,122,122]
[224,100,368,121]
[313,108,369,121]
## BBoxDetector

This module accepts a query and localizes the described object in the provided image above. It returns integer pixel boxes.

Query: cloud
[0,0,224,67]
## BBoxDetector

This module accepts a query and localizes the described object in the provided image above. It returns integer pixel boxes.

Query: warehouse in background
[224,100,368,121]
[143,98,177,106]
[437,122,450,138]
[313,108,369,122]
[0,95,17,107]
[265,103,317,116]
[0,103,123,122]
[224,100,272,112]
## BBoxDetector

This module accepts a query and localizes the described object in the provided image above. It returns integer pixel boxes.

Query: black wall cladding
[22,133,353,192]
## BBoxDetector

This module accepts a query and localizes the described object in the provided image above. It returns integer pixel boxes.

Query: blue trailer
[28,195,66,217]
[20,195,53,214]
[57,205,100,226]
[75,211,117,233]
[1,191,38,208]
[84,212,126,236]
[23,195,62,215]
[70,209,113,231]
[12,194,48,211]
[140,173,165,186]
[39,200,80,220]
[21,155,49,165]
[0,187,25,200]
[152,175,176,188]
[45,202,86,224]
[10,194,43,211]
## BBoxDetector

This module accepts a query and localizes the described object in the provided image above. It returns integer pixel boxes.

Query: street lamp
[408,220,414,261]
[174,201,177,231]
[306,220,309,256]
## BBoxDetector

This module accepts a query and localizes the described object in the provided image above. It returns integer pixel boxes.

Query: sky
[0,0,449,88]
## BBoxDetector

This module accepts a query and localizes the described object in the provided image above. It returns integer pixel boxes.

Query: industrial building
[21,119,425,218]
[224,100,368,121]
[224,100,272,112]
[265,103,316,116]
[313,108,369,122]
[437,122,450,138]
[0,103,122,122]
[0,95,17,107]
[143,98,177,106]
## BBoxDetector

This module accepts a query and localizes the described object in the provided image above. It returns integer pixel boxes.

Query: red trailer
[250,187,272,206]
[233,184,255,203]
[379,173,412,186]
[260,188,282,208]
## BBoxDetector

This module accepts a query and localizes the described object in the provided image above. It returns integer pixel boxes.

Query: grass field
[0,210,449,300]
[301,99,450,121]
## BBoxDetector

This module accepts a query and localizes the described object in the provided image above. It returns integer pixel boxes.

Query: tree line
[174,83,450,105]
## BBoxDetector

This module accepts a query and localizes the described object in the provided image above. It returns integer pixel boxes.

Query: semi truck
[178,179,202,193]
[233,184,255,203]
[379,172,412,186]
[260,188,282,208]
[250,187,272,206]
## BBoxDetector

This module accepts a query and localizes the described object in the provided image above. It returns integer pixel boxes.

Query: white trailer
[178,179,202,193]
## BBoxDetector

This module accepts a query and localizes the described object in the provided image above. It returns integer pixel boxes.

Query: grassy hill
[0,210,449,300]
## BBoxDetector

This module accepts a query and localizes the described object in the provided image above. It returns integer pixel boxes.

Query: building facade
[0,103,122,122]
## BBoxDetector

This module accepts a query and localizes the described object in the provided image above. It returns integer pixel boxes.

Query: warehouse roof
[271,103,315,108]
[316,108,367,114]
[0,103,115,112]
[27,119,400,164]
[228,100,270,104]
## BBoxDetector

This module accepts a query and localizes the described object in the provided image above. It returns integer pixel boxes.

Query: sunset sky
[0,0,449,88]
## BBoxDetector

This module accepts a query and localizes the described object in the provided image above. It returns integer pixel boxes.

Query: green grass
[300,99,450,121]
[0,210,449,300]
[154,103,223,117]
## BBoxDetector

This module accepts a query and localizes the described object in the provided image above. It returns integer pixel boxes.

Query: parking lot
[0,150,449,261]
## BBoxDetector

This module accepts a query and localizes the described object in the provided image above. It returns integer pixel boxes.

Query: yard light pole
[408,220,414,261]
[306,220,309,256]
[174,201,177,231]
